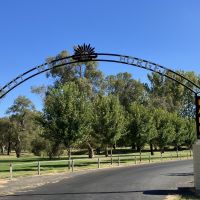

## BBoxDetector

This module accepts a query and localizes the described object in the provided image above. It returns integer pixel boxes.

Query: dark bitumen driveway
[0,160,193,200]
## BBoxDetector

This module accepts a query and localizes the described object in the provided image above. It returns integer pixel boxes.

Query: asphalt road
[0,160,193,200]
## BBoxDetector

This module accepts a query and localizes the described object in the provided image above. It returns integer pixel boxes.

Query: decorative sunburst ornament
[72,44,97,61]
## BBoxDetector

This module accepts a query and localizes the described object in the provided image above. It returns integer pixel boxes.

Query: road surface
[0,160,193,200]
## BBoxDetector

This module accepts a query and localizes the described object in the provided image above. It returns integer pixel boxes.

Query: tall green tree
[6,96,35,157]
[93,95,125,157]
[153,108,175,153]
[171,113,187,156]
[184,118,196,151]
[105,72,146,109]
[40,82,93,159]
[147,71,200,117]
[0,118,12,154]
[46,50,104,95]
[126,103,156,154]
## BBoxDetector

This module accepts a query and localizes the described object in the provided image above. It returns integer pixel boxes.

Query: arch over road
[0,44,200,137]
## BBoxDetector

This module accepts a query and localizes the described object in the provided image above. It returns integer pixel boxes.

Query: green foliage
[93,95,125,156]
[0,117,12,154]
[31,136,46,156]
[126,103,156,151]
[40,82,92,151]
[105,72,146,109]
[184,118,196,148]
[6,96,36,158]
[1,49,199,158]
[153,108,175,152]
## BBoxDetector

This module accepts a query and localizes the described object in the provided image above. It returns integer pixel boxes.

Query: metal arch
[0,53,200,99]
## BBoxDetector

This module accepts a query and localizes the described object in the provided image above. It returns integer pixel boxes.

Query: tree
[184,118,196,152]
[31,136,46,156]
[105,72,146,109]
[153,108,175,153]
[147,71,200,117]
[39,82,92,159]
[93,95,125,157]
[171,113,187,156]
[46,50,104,94]
[0,118,12,154]
[6,96,35,157]
[126,103,157,155]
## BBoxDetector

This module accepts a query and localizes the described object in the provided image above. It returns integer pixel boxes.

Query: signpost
[196,95,200,139]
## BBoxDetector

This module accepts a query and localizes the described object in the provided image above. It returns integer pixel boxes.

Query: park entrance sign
[1,43,200,191]
[0,44,200,137]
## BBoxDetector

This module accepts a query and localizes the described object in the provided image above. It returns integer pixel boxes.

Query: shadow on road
[161,172,193,176]
[0,187,194,198]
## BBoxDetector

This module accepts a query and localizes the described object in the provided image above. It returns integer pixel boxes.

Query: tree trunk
[7,140,11,155]
[68,147,72,160]
[15,136,21,158]
[137,145,141,152]
[132,143,136,150]
[176,146,179,158]
[110,148,113,157]
[0,145,5,154]
[96,147,101,155]
[105,145,109,157]
[139,149,142,162]
[113,142,116,150]
[150,143,154,155]
[87,143,94,158]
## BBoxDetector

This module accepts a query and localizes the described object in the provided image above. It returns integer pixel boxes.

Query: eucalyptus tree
[46,50,104,95]
[105,72,146,109]
[147,71,199,117]
[0,117,12,154]
[6,96,35,157]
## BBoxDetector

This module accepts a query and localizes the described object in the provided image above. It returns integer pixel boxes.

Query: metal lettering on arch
[1,43,200,138]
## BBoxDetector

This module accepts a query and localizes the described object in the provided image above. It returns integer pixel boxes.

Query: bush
[31,137,46,156]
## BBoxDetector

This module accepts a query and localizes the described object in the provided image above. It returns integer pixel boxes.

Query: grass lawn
[0,149,193,179]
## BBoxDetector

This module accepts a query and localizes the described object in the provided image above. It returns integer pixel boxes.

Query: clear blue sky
[0,0,200,116]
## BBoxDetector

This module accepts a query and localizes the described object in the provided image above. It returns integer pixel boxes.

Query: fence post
[98,158,100,169]
[72,159,74,172]
[111,156,113,165]
[118,156,120,166]
[135,156,137,164]
[38,161,41,175]
[9,163,13,180]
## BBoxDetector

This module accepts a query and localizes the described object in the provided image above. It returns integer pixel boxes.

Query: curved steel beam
[0,53,200,99]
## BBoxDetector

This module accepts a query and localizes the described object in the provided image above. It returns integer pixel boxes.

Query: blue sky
[0,0,200,116]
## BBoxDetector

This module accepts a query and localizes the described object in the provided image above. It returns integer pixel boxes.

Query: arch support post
[193,94,200,193]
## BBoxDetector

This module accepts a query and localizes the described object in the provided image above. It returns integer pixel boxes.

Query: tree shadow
[162,172,193,176]
[0,187,195,198]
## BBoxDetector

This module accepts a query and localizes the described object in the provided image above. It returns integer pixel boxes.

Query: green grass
[0,150,193,179]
